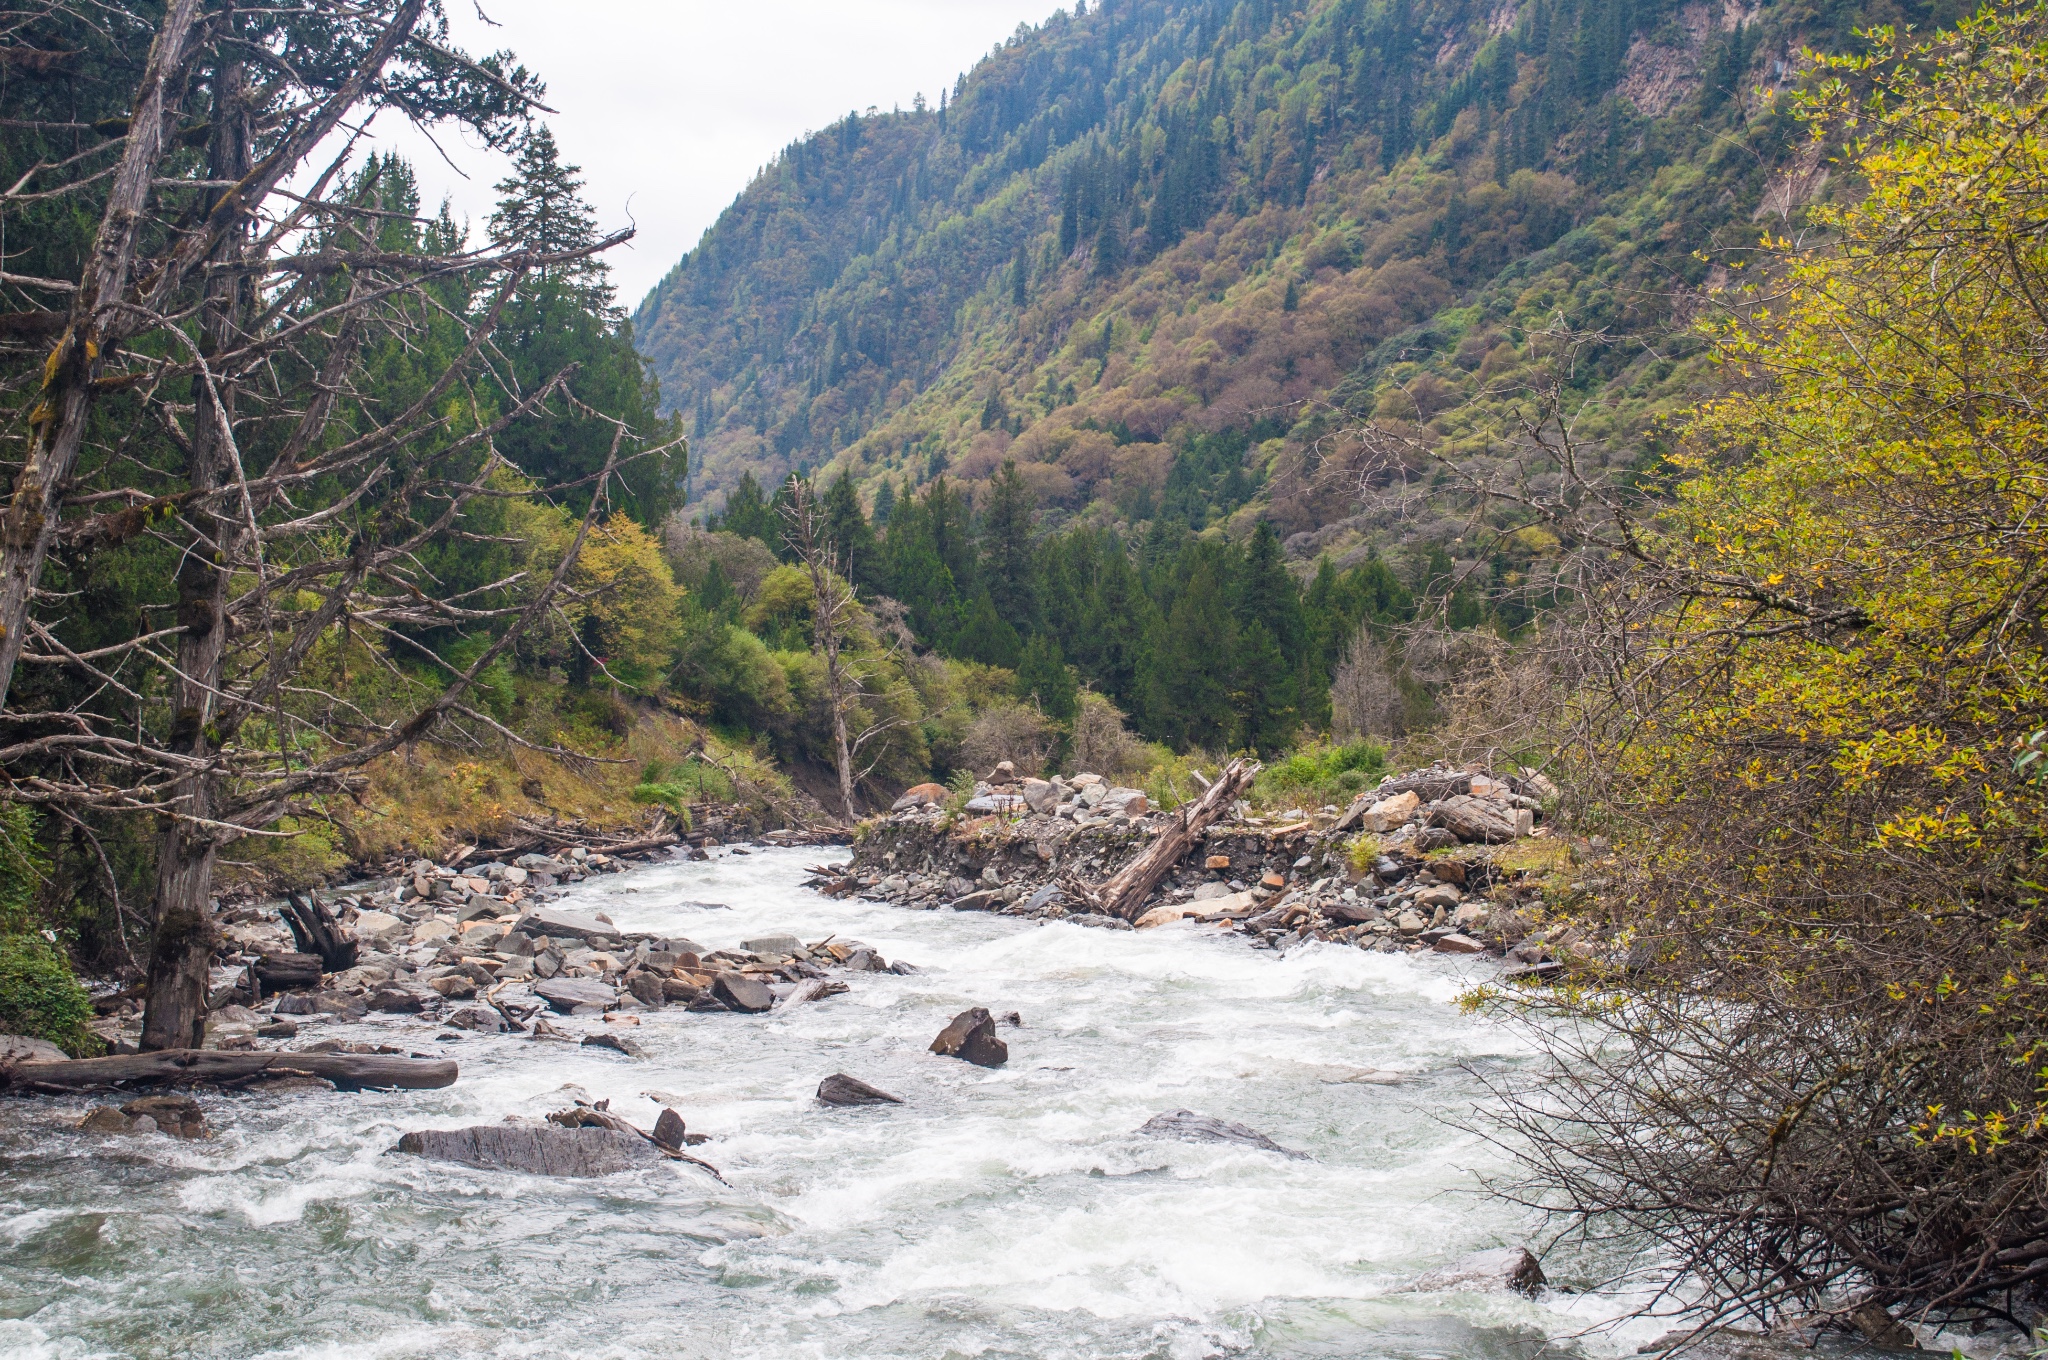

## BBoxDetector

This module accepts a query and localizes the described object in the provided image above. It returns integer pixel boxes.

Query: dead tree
[0,2,680,1048]
[780,479,915,824]
[1072,757,1260,920]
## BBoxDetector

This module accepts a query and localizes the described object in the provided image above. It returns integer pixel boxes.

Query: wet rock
[1412,1246,1546,1295]
[1136,1109,1307,1158]
[950,889,1004,912]
[444,1005,506,1032]
[427,975,477,999]
[661,977,706,1004]
[256,1019,299,1038]
[741,933,803,956]
[711,972,773,1014]
[1021,884,1065,914]
[532,977,618,1014]
[817,1073,905,1105]
[930,1007,1008,1067]
[393,1123,663,1177]
[1324,900,1383,927]
[121,1095,207,1139]
[1431,933,1487,955]
[367,982,431,1013]
[1,1034,69,1064]
[651,1108,690,1149]
[78,1106,134,1134]
[621,970,667,1008]
[581,1032,646,1058]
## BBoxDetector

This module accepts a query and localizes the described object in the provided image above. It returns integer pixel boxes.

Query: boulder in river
[1137,1109,1308,1159]
[394,1123,663,1177]
[533,977,618,1014]
[712,972,773,1014]
[1412,1246,1546,1296]
[930,1007,1008,1067]
[817,1073,905,1106]
[582,1032,646,1058]
[119,1095,208,1139]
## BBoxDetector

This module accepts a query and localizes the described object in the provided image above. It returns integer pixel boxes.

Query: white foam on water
[0,847,1623,1359]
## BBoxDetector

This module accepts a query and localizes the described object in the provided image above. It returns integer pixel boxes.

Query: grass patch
[1253,740,1389,810]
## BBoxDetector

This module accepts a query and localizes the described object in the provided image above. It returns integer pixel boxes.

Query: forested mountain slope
[634,0,1954,565]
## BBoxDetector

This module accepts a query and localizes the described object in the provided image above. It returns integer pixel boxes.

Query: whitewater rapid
[0,847,1651,1359]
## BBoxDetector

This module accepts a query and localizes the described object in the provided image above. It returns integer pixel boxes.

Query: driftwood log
[253,951,324,991]
[1075,757,1261,921]
[0,1048,457,1092]
[280,891,358,973]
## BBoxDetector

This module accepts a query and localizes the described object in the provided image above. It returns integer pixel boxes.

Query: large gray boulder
[516,907,621,942]
[393,1123,662,1177]
[0,1034,70,1064]
[1137,1109,1308,1159]
[1413,1246,1546,1295]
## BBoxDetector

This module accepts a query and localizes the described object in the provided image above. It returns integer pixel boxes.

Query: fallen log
[0,1048,457,1093]
[1073,757,1261,921]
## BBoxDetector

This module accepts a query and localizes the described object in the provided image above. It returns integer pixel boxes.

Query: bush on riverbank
[0,804,98,1055]
[1488,9,2048,1340]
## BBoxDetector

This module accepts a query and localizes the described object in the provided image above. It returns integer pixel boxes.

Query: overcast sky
[368,0,1059,309]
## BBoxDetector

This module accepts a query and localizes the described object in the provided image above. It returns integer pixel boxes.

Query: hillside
[632,0,1955,567]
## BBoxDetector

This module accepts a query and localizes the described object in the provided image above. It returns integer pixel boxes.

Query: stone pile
[832,760,1562,961]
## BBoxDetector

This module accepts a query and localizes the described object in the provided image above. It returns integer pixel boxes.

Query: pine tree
[822,472,879,589]
[872,479,897,525]
[1230,619,1296,754]
[1016,633,1078,721]
[980,459,1038,632]
[490,126,611,308]
[1234,521,1305,655]
[955,586,1022,667]
[720,472,778,545]
[1140,555,1235,748]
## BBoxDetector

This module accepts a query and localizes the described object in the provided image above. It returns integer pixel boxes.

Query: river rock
[1019,778,1060,813]
[949,889,1004,912]
[77,1105,135,1134]
[1432,932,1486,955]
[533,977,618,1013]
[427,974,477,999]
[817,1073,905,1105]
[712,972,773,1013]
[349,910,407,946]
[892,782,948,811]
[394,1123,663,1177]
[367,982,431,1013]
[1412,1246,1546,1295]
[651,1108,689,1149]
[1137,1109,1307,1158]
[622,970,667,1007]
[1426,795,1529,844]
[741,934,803,956]
[516,907,621,942]
[930,1007,1007,1066]
[1411,883,1462,911]
[0,1033,70,1064]
[121,1095,207,1139]
[582,1032,646,1058]
[444,1005,506,1032]
[962,794,1025,815]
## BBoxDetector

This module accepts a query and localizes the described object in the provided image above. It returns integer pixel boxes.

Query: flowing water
[0,848,1668,1359]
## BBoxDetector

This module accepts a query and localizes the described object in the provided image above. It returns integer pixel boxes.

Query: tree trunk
[0,1048,458,1092]
[1081,757,1261,921]
[139,55,252,1053]
[280,891,359,973]
[0,0,205,709]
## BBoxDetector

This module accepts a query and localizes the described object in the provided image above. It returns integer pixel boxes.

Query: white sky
[368,0,1061,309]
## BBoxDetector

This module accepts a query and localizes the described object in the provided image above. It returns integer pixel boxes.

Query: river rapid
[2,846,1661,1360]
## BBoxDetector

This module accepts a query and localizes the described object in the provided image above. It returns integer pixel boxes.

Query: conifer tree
[980,460,1039,631]
[1016,634,1078,721]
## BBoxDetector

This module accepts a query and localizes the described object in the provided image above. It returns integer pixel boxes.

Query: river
[1,846,1666,1359]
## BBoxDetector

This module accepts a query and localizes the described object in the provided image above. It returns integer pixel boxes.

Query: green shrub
[0,933,98,1055]
[632,757,736,824]
[1254,739,1389,808]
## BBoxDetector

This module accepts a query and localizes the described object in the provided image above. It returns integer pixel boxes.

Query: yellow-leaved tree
[1490,5,2048,1340]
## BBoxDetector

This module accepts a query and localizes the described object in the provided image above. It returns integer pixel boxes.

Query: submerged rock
[930,1007,1008,1067]
[1136,1109,1307,1159]
[1412,1246,1546,1296]
[393,1123,663,1177]
[817,1073,905,1105]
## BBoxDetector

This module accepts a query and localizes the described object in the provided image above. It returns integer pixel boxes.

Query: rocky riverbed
[0,843,2002,1359]
[830,762,1570,972]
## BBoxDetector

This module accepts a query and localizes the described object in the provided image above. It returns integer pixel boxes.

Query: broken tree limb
[0,1048,457,1092]
[280,890,358,973]
[1074,757,1262,921]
